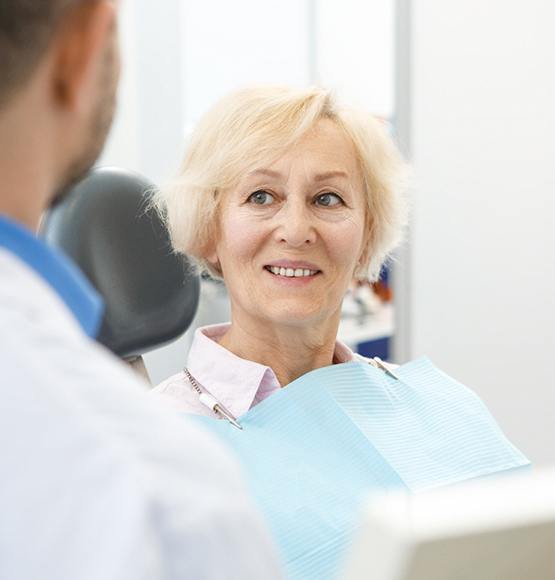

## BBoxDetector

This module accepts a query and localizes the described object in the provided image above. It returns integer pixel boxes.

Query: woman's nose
[274,199,316,247]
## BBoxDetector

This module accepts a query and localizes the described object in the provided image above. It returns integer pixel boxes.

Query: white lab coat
[0,248,282,580]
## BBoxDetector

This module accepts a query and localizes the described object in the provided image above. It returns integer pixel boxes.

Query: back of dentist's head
[0,1,80,108]
[0,0,119,219]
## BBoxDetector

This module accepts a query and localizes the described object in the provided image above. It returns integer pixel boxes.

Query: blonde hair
[155,85,408,281]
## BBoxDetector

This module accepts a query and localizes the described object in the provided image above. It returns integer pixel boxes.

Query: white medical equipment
[343,467,555,580]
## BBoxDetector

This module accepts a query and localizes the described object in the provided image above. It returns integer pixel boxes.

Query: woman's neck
[218,314,341,386]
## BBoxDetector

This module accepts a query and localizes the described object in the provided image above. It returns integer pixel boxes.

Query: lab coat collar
[187,323,357,419]
[0,215,103,337]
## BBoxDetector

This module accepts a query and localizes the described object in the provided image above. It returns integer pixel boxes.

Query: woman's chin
[260,300,336,328]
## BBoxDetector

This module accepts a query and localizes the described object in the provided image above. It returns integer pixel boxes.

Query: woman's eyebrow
[313,170,349,182]
[246,168,282,179]
[246,169,349,181]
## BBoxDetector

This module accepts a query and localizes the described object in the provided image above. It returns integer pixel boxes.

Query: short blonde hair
[155,85,408,281]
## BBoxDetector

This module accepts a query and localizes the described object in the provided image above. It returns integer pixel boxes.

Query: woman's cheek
[329,219,365,258]
[221,213,264,256]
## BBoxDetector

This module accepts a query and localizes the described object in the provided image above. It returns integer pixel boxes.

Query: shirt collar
[187,323,276,417]
[187,322,357,418]
[0,215,104,337]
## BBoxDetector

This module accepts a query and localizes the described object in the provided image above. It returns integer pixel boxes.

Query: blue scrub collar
[0,215,104,337]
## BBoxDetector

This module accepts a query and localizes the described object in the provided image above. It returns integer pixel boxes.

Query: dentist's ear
[50,0,118,112]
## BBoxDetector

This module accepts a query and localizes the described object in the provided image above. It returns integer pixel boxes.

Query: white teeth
[266,266,318,278]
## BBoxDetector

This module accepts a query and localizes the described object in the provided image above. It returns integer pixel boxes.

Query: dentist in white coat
[0,1,281,579]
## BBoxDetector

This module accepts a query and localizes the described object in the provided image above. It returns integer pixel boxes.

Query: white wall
[402,0,555,465]
[101,0,185,183]
[181,0,311,129]
[99,0,140,172]
[316,0,394,117]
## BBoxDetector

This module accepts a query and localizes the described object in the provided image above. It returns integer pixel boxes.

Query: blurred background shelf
[339,304,394,360]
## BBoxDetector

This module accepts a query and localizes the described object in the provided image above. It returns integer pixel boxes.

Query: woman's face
[209,119,368,330]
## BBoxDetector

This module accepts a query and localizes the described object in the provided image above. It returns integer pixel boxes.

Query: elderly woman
[154,86,406,402]
[152,86,528,580]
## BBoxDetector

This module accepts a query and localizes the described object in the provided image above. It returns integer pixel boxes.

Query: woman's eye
[248,190,274,205]
[315,192,343,207]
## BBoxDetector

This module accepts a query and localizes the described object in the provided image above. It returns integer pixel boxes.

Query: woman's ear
[202,219,223,272]
[204,243,223,276]
[357,250,369,271]
[356,236,371,275]
[204,236,218,265]
[206,251,219,268]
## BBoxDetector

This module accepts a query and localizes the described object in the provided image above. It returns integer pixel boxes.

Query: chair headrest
[40,166,199,358]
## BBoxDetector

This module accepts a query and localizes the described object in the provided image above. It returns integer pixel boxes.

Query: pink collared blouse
[151,323,361,418]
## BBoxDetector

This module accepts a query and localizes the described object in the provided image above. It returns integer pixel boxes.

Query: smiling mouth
[264,265,320,278]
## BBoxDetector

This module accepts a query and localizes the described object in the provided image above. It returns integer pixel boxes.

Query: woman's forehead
[237,121,361,184]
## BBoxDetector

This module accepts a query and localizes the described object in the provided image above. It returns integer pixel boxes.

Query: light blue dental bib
[191,358,530,580]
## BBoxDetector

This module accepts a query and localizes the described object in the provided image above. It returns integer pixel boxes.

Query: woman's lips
[264,265,319,278]
[264,259,320,271]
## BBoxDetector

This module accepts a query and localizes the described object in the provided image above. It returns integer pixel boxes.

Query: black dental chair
[40,166,200,383]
